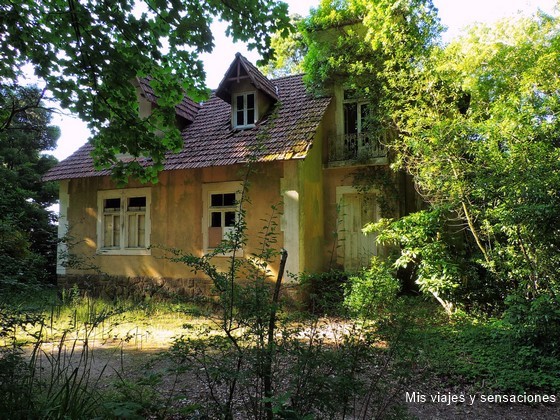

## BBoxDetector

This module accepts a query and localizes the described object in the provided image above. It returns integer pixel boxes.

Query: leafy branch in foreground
[1,0,291,182]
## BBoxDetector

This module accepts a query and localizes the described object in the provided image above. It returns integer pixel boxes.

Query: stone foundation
[58,274,214,300]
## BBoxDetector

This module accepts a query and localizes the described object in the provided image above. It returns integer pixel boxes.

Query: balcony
[327,132,387,167]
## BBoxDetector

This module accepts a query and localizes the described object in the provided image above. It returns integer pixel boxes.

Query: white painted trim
[202,181,244,255]
[232,91,257,129]
[280,161,300,276]
[96,187,152,255]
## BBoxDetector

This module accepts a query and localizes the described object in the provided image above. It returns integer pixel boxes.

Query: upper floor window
[327,90,386,164]
[97,188,151,255]
[343,90,370,136]
[233,92,256,128]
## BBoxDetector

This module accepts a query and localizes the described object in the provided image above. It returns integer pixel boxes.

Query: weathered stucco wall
[298,119,326,274]
[62,162,287,292]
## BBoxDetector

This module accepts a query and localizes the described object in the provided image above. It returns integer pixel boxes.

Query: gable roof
[215,52,278,103]
[43,63,331,182]
[136,76,200,123]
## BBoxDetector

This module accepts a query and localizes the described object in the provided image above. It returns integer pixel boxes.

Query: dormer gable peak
[215,53,278,104]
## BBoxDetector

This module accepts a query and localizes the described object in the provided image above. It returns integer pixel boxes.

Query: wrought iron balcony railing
[328,132,387,164]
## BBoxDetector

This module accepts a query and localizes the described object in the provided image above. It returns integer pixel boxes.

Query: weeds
[0,287,202,419]
[166,172,409,419]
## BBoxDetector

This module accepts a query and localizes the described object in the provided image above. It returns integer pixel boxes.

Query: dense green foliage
[0,0,291,182]
[260,14,306,78]
[400,303,560,393]
[298,269,349,315]
[301,0,441,106]
[384,12,560,313]
[298,0,560,325]
[0,85,59,287]
[344,256,400,318]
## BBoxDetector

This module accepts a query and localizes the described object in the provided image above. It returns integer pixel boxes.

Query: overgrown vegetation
[294,0,560,361]
[2,0,560,417]
[1,278,559,418]
[0,286,211,419]
[165,171,408,419]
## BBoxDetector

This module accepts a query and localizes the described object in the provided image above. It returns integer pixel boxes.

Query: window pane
[236,110,244,126]
[360,104,370,132]
[344,103,358,135]
[113,215,120,247]
[103,215,113,247]
[247,109,254,124]
[247,93,254,109]
[128,196,146,210]
[236,95,244,110]
[211,212,222,227]
[223,193,236,206]
[104,198,120,211]
[137,215,145,247]
[225,211,236,227]
[128,214,138,247]
[211,194,223,207]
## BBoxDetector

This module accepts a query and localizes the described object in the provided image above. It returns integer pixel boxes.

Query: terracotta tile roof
[43,142,114,181]
[43,73,331,181]
[137,76,200,123]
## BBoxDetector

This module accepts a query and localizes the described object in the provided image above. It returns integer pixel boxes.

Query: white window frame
[233,91,257,129]
[97,188,151,255]
[343,97,369,136]
[202,181,244,255]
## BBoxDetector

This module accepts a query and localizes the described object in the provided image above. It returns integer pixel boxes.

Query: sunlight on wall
[84,237,96,249]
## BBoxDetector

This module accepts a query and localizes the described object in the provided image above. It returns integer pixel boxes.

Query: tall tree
[260,14,306,78]
[0,0,291,182]
[384,11,560,308]
[0,85,59,286]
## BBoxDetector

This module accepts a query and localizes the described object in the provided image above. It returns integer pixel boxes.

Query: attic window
[233,92,256,128]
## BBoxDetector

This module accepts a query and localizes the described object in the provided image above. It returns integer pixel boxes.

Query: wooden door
[340,193,377,270]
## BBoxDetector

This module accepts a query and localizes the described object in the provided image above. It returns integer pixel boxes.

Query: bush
[298,269,349,315]
[0,349,34,418]
[503,293,560,356]
[344,257,400,319]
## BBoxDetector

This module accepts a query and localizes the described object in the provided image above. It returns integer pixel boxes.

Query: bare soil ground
[404,389,560,419]
[31,321,560,419]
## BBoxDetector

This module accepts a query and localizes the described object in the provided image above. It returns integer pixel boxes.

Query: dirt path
[27,322,560,419]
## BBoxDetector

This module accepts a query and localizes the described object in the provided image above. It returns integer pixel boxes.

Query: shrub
[344,257,400,319]
[503,293,560,356]
[298,269,349,315]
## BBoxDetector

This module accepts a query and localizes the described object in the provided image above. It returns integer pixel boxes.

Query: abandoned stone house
[43,53,417,296]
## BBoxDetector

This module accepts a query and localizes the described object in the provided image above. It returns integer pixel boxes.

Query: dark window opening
[104,198,121,211]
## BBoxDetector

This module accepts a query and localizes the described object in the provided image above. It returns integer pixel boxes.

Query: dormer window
[233,92,256,128]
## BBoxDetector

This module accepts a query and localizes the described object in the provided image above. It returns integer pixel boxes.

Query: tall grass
[1,296,111,418]
[0,286,207,419]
